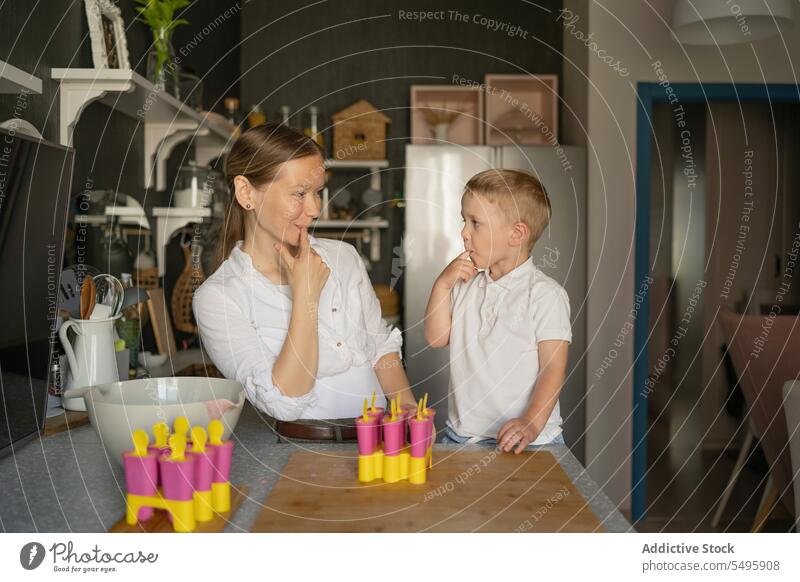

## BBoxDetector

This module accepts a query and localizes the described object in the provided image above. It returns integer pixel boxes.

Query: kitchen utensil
[80,276,97,320]
[92,273,124,318]
[90,304,112,320]
[59,314,122,411]
[59,267,99,318]
[61,376,245,465]
[120,285,146,313]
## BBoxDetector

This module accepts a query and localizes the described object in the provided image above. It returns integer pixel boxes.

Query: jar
[173,162,225,209]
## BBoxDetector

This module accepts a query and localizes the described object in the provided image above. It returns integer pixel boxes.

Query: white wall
[574,0,800,510]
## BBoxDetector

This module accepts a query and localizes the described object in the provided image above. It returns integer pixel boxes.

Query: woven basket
[372,284,399,318]
[171,243,205,335]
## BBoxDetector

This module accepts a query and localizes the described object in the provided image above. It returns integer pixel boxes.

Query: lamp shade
[671,0,794,45]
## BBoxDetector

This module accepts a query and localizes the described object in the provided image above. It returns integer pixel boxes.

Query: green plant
[135,0,190,85]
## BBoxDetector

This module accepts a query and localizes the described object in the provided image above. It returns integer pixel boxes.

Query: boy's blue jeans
[441,424,565,447]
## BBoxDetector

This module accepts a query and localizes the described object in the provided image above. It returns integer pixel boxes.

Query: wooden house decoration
[332,100,390,161]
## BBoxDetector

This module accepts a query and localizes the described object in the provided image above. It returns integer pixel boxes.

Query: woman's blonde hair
[217,123,323,269]
[464,168,551,250]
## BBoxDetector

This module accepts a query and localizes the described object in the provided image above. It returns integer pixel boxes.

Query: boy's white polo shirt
[447,257,572,444]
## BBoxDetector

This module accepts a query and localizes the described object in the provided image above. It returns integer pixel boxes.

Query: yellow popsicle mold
[125,420,233,532]
[358,445,432,485]
[193,490,214,522]
[212,482,231,512]
[126,493,196,532]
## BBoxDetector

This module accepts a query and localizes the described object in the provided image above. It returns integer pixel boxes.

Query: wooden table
[253,449,605,532]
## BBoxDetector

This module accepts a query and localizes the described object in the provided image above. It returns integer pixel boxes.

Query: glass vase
[146,28,180,98]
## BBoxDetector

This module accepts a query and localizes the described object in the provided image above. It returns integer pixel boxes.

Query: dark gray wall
[1,0,242,349]
[241,0,563,285]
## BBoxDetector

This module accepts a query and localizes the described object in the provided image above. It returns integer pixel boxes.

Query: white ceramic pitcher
[59,315,121,411]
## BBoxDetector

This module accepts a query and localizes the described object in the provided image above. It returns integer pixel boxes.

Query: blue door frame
[633,82,800,522]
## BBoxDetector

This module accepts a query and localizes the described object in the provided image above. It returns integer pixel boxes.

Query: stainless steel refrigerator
[403,144,587,461]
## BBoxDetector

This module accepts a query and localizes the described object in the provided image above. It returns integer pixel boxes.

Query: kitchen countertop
[0,404,633,533]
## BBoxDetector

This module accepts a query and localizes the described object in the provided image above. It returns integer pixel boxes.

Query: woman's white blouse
[192,238,400,420]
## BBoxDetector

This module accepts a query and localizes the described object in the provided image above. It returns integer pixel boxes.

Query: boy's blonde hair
[464,169,551,250]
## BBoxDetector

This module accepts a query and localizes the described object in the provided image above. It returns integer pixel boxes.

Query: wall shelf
[325,159,388,170]
[313,218,388,262]
[51,68,234,190]
[0,59,42,94]
[321,161,391,261]
[152,207,211,276]
[410,85,484,145]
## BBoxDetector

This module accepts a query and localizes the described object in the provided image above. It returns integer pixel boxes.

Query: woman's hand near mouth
[275,229,330,304]
[271,230,330,398]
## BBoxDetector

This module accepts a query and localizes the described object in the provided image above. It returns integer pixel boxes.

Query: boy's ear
[509,221,530,248]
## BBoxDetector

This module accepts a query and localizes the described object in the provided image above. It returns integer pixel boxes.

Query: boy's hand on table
[436,251,478,290]
[497,418,540,454]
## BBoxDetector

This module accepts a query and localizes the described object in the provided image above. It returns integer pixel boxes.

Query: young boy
[424,169,572,453]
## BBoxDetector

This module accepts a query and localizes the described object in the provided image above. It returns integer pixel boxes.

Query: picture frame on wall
[84,0,130,69]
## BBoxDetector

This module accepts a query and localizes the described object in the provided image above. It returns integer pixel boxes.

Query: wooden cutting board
[109,486,247,533]
[253,451,603,532]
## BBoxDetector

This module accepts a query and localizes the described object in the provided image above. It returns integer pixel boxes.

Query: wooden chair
[718,310,798,531]
[145,288,218,378]
[783,380,800,532]
[146,288,177,357]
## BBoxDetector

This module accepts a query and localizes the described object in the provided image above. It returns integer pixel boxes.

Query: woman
[193,123,415,436]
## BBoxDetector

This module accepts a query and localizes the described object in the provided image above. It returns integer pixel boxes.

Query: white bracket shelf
[152,207,211,277]
[313,218,388,262]
[51,68,233,190]
[320,160,391,261]
[325,158,388,191]
[0,59,42,94]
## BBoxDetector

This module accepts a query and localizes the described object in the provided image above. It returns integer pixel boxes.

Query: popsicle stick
[131,430,149,456]
[208,419,224,445]
[370,391,377,412]
[173,416,190,438]
[191,426,207,452]
[152,422,170,447]
[168,434,186,461]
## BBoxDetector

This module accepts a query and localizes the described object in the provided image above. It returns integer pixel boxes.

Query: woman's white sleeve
[193,286,317,421]
[353,249,403,366]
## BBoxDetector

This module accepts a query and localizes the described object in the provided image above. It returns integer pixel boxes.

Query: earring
[245,204,251,209]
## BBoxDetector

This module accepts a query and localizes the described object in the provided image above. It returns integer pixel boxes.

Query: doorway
[633,83,800,527]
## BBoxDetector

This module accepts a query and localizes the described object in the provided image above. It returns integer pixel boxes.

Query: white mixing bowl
[62,376,246,465]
